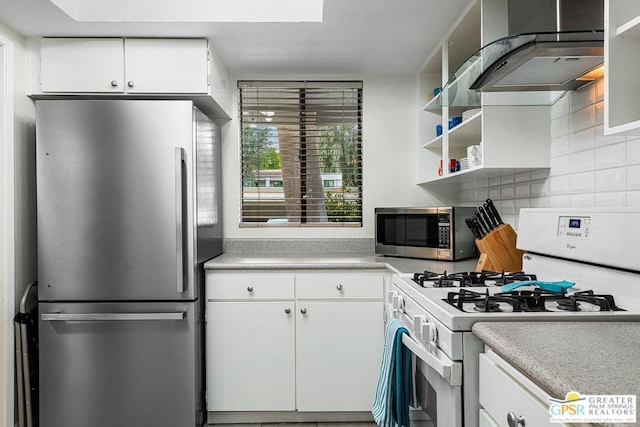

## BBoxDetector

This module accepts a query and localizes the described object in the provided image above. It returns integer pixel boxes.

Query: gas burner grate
[412,270,538,288]
[444,287,626,313]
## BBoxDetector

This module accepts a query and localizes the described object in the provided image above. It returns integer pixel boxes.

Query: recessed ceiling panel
[48,0,324,22]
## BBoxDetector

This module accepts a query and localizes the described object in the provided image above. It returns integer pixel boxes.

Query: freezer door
[39,301,203,427]
[36,100,198,301]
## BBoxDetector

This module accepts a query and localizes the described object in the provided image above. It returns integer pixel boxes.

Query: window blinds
[238,80,363,226]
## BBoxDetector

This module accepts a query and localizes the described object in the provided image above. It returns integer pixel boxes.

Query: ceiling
[0,0,473,75]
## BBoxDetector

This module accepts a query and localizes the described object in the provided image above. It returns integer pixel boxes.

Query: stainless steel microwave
[375,207,477,261]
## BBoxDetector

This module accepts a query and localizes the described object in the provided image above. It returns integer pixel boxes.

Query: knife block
[474,224,525,273]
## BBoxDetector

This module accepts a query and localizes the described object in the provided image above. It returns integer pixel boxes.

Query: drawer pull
[284,308,291,314]
[247,286,254,293]
[507,412,525,427]
[336,284,343,291]
[300,308,307,315]
[110,80,118,87]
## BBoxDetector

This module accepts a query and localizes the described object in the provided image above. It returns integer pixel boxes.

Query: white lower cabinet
[206,301,295,411]
[479,350,570,427]
[205,270,385,414]
[296,300,383,411]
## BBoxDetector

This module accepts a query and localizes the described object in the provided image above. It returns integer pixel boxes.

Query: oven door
[387,290,463,427]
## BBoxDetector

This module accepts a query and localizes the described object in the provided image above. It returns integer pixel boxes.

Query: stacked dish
[462,108,481,122]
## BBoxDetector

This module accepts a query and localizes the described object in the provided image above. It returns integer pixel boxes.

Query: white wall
[462,78,638,227]
[0,21,36,427]
[222,74,445,239]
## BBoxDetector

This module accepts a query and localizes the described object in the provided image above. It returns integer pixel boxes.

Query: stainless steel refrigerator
[35,99,222,427]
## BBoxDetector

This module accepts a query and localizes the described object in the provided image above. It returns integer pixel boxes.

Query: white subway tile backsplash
[626,165,640,190]
[595,143,625,169]
[531,197,550,208]
[465,78,633,223]
[551,94,570,120]
[549,175,570,195]
[595,79,605,102]
[571,85,595,112]
[595,168,626,192]
[570,193,595,207]
[531,179,550,197]
[594,124,625,147]
[501,184,515,199]
[595,192,626,207]
[594,101,604,126]
[500,199,516,215]
[627,140,640,165]
[488,186,501,199]
[551,115,570,138]
[569,172,595,193]
[489,177,501,186]
[514,182,530,198]
[570,105,595,133]
[569,127,595,152]
[500,175,515,185]
[551,135,570,157]
[550,155,571,176]
[549,195,569,207]
[569,150,595,173]
[627,191,640,207]
[530,169,550,180]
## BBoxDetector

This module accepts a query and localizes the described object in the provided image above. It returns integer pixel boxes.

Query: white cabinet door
[41,38,125,93]
[295,300,384,412]
[206,301,295,411]
[124,39,209,94]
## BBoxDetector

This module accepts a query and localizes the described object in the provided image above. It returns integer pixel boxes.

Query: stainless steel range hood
[438,0,604,106]
[473,0,604,92]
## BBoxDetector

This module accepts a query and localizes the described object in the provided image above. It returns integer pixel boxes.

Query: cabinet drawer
[479,353,556,427]
[296,273,384,300]
[206,272,294,300]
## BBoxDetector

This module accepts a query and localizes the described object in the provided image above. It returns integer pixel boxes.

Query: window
[239,80,363,226]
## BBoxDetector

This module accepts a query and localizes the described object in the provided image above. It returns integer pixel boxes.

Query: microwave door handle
[401,333,462,387]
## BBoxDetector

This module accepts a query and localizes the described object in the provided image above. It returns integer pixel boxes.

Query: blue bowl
[436,124,442,136]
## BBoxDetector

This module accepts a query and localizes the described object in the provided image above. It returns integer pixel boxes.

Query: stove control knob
[392,294,404,310]
[387,290,396,304]
[507,412,525,427]
[412,315,426,340]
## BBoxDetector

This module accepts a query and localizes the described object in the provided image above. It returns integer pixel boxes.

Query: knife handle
[485,198,504,224]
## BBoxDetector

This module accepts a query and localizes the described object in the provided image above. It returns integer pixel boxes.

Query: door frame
[1,33,16,427]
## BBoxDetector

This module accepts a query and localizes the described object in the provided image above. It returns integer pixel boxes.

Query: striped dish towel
[372,318,416,427]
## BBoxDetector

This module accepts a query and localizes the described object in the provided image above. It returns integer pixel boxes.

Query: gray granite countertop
[204,252,479,274]
[472,321,640,420]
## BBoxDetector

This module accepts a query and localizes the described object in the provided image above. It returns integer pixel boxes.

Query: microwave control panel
[558,216,591,239]
[438,214,451,247]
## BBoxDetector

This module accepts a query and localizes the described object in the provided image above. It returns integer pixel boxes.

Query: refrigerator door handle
[40,312,187,322]
[175,147,186,294]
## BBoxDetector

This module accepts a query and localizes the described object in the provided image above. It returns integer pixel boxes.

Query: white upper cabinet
[41,38,125,93]
[41,38,208,94]
[124,38,208,94]
[605,0,640,135]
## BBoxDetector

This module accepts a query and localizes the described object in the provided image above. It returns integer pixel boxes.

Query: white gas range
[386,208,640,427]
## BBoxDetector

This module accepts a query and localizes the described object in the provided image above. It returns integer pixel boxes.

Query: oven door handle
[402,333,462,387]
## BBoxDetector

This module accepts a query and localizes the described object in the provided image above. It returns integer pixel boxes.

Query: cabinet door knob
[300,308,307,315]
[110,80,118,87]
[284,308,291,314]
[127,81,135,88]
[247,286,254,293]
[507,412,525,427]
[336,284,343,291]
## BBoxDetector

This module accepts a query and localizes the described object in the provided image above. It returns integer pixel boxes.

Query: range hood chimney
[470,0,604,92]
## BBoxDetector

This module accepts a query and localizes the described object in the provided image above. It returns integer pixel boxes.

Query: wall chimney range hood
[438,0,604,107]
